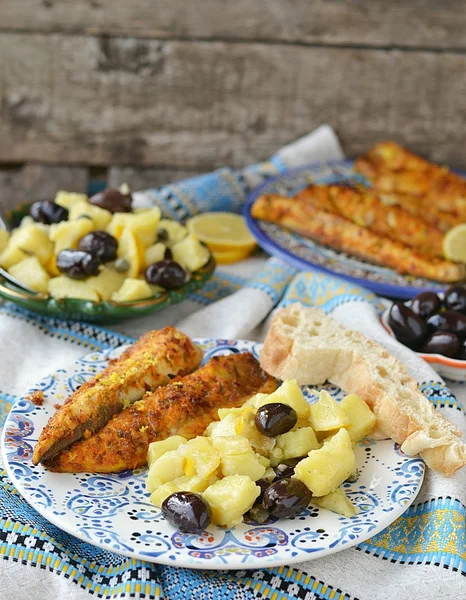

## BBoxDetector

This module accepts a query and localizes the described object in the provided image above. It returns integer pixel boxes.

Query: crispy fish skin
[252,194,465,283]
[355,141,466,219]
[44,353,277,473]
[296,185,445,257]
[33,327,203,465]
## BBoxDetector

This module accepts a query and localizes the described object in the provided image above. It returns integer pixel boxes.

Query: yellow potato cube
[49,218,94,253]
[150,473,217,508]
[0,230,9,254]
[255,380,310,423]
[48,276,100,301]
[212,435,266,481]
[147,435,187,467]
[217,407,247,420]
[9,256,50,293]
[87,267,125,301]
[147,450,185,491]
[69,200,112,230]
[205,414,238,438]
[203,475,260,527]
[0,244,28,269]
[172,235,210,272]
[312,488,358,517]
[234,406,275,456]
[116,228,143,277]
[9,224,53,266]
[107,207,161,248]
[264,467,275,482]
[158,219,188,245]
[340,394,376,444]
[111,278,153,302]
[309,390,350,432]
[177,436,220,478]
[294,428,356,497]
[54,190,88,210]
[275,427,320,460]
[144,242,166,268]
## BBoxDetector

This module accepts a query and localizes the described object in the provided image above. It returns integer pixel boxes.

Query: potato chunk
[69,200,112,230]
[158,219,188,245]
[177,436,220,478]
[107,207,161,247]
[312,488,358,517]
[111,278,153,302]
[87,267,126,301]
[203,475,260,527]
[212,435,266,481]
[54,190,88,210]
[146,450,185,492]
[340,394,376,444]
[116,228,143,278]
[0,229,9,254]
[172,235,211,272]
[255,380,310,423]
[275,427,320,461]
[9,223,53,266]
[49,218,94,253]
[234,406,275,456]
[150,473,217,508]
[9,256,50,293]
[147,435,187,467]
[0,245,28,269]
[144,242,166,268]
[205,413,238,438]
[309,390,349,432]
[294,428,356,497]
[48,276,100,301]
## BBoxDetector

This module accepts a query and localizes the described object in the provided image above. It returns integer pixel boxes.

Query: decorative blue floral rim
[244,160,466,300]
[1,339,424,569]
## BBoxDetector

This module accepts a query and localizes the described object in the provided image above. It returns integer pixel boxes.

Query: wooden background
[1,1,466,209]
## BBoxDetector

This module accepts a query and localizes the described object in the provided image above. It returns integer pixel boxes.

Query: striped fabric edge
[356,496,465,576]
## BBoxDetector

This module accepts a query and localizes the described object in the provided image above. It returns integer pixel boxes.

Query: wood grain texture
[2,34,466,169]
[108,167,203,190]
[0,164,88,213]
[1,1,466,49]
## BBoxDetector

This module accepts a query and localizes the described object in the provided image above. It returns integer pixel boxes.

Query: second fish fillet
[33,327,203,464]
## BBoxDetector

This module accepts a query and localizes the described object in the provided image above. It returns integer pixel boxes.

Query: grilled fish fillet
[33,327,203,464]
[44,353,277,473]
[252,193,465,283]
[355,141,466,221]
[296,184,445,257]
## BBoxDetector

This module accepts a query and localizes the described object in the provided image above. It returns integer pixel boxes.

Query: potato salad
[0,188,211,302]
[146,380,376,533]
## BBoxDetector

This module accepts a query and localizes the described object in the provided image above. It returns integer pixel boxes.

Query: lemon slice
[187,212,256,253]
[212,247,255,265]
[443,224,466,263]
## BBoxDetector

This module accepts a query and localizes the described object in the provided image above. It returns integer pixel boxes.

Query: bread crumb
[27,390,44,406]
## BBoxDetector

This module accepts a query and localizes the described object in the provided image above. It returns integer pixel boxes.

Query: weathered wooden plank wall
[0,1,465,209]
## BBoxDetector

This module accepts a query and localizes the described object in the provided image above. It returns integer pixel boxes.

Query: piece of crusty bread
[260,303,466,476]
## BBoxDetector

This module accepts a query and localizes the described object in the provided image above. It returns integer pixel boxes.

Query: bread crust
[260,303,466,476]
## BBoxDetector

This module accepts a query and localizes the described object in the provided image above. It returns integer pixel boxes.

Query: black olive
[78,231,118,263]
[273,457,305,481]
[426,310,466,339]
[254,479,271,504]
[30,200,68,224]
[89,188,132,213]
[444,286,466,313]
[56,249,100,279]
[458,340,466,361]
[388,302,428,349]
[409,291,442,320]
[161,491,211,534]
[420,331,460,358]
[145,260,186,289]
[255,403,298,437]
[263,478,311,518]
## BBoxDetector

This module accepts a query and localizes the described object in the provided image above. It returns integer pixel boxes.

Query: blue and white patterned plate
[1,339,424,569]
[244,160,465,299]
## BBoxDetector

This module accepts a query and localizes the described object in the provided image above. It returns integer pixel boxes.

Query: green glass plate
[0,203,216,323]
